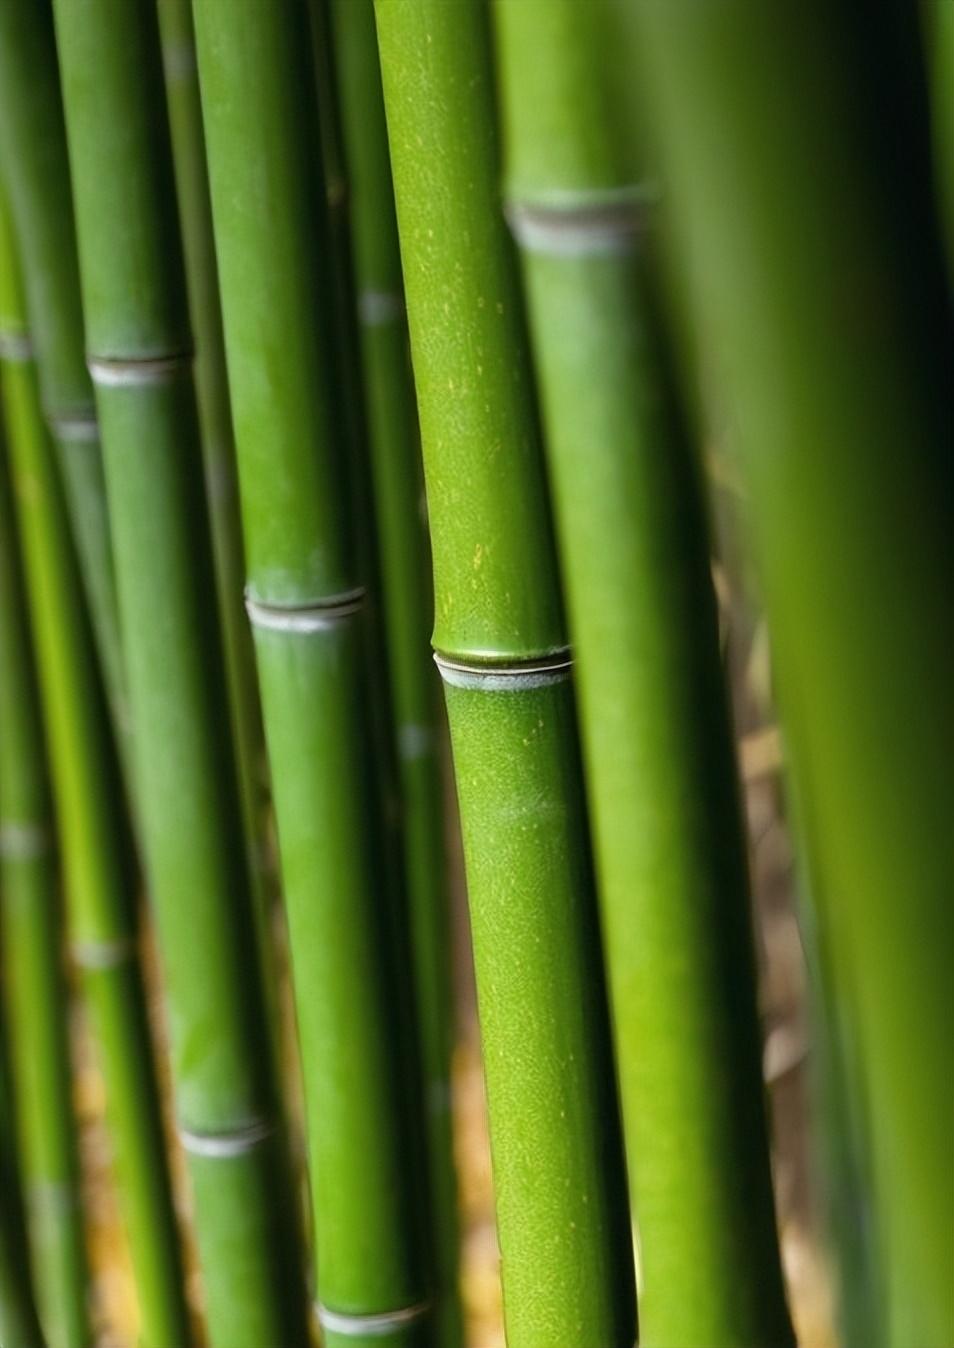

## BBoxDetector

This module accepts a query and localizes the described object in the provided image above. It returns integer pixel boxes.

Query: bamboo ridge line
[315,1298,432,1336]
[434,649,573,690]
[177,1118,275,1158]
[505,186,657,256]
[245,590,366,631]
[87,352,193,387]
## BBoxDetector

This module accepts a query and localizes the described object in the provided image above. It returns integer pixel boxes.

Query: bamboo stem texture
[191,0,433,1341]
[375,3,636,1344]
[491,4,792,1344]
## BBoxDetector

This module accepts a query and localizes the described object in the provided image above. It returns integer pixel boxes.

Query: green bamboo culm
[154,0,286,1072]
[190,1,433,1341]
[0,0,130,787]
[0,196,190,1348]
[325,2,460,1336]
[0,1023,45,1348]
[630,6,954,1346]
[0,432,88,1344]
[491,5,792,1345]
[927,0,954,277]
[48,0,311,1341]
[375,4,636,1345]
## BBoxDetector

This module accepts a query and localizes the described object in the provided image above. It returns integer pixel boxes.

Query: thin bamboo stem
[47,0,311,1341]
[0,0,130,788]
[0,428,89,1345]
[190,0,433,1340]
[374,4,636,1344]
[0,1031,45,1348]
[154,0,288,1094]
[630,6,954,1345]
[0,196,189,1348]
[491,5,792,1344]
[323,2,460,1335]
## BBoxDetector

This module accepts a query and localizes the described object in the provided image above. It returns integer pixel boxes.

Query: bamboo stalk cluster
[0,2,950,1347]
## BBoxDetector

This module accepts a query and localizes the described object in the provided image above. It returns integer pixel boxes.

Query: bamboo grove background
[0,1,950,1346]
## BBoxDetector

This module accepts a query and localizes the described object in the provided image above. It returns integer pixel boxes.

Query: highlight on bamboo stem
[0,3,949,1347]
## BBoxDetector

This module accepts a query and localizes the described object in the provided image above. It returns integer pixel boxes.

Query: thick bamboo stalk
[0,198,189,1348]
[374,4,636,1344]
[324,1,460,1335]
[0,1033,45,1348]
[491,5,792,1345]
[0,432,88,1345]
[47,1,310,1343]
[927,1,954,276]
[630,6,954,1346]
[190,2,432,1342]
[0,0,129,782]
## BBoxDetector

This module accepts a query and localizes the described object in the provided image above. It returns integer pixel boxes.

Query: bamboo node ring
[358,288,405,326]
[177,1117,275,1158]
[315,1299,432,1337]
[434,650,572,691]
[47,412,100,441]
[0,820,53,858]
[87,352,192,387]
[0,328,34,362]
[245,590,366,633]
[71,935,137,971]
[505,188,656,257]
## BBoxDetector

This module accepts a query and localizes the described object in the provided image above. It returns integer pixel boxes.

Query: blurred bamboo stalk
[0,1027,45,1348]
[492,4,793,1344]
[0,428,88,1343]
[0,194,190,1348]
[630,5,954,1345]
[48,0,310,1340]
[324,1,460,1335]
[0,0,131,792]
[375,3,636,1344]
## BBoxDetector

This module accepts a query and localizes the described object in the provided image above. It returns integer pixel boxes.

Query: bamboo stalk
[0,0,130,785]
[490,5,792,1344]
[374,4,636,1344]
[630,6,954,1345]
[0,428,88,1344]
[0,196,190,1348]
[47,1,311,1342]
[0,1029,45,1348]
[154,0,286,1080]
[190,1,433,1341]
[324,2,460,1335]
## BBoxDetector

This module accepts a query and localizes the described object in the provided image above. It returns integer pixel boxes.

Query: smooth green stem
[0,199,189,1348]
[0,439,89,1346]
[324,1,460,1335]
[191,0,433,1340]
[375,4,636,1344]
[155,0,284,1074]
[48,0,311,1341]
[630,5,954,1345]
[0,0,131,790]
[0,1031,46,1348]
[491,5,792,1345]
